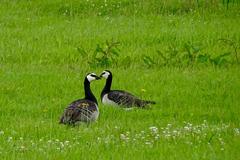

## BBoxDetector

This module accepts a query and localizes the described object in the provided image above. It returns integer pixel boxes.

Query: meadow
[0,0,240,159]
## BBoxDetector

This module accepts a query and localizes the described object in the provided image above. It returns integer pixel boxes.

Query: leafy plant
[154,41,238,67]
[156,45,180,67]
[183,42,201,66]
[209,52,231,66]
[218,38,239,63]
[197,54,210,63]
[89,40,120,68]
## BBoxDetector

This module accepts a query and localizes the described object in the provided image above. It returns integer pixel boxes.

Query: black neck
[84,78,98,104]
[101,74,112,98]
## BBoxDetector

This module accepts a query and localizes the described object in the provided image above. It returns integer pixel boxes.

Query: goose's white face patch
[101,71,110,79]
[87,73,98,82]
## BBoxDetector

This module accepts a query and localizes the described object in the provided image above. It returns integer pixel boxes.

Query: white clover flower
[234,128,240,135]
[149,126,158,134]
[184,126,190,131]
[8,137,13,142]
[120,134,129,141]
[155,134,160,140]
[145,141,151,145]
[20,145,26,150]
[65,140,70,145]
[60,142,64,148]
[120,134,125,139]
[165,134,171,138]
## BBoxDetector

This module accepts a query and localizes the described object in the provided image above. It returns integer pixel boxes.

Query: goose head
[86,72,101,82]
[100,70,112,79]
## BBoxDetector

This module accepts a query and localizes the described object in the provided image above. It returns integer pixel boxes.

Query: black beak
[95,76,101,80]
[99,73,104,78]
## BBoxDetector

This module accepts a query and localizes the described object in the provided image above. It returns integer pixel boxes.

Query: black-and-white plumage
[60,73,100,125]
[100,70,156,108]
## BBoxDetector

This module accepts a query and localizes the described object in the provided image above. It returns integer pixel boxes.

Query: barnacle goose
[60,73,100,125]
[100,70,156,108]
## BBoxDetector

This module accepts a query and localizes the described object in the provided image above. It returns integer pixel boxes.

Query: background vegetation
[0,0,239,159]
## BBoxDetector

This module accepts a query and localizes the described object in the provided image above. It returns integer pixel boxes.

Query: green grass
[0,0,240,159]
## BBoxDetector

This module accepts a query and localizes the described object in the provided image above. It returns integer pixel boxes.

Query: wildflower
[164,134,171,138]
[8,137,13,142]
[65,140,70,145]
[145,141,151,145]
[20,145,26,151]
[234,128,240,135]
[172,130,178,135]
[120,134,129,141]
[60,142,64,148]
[149,126,158,134]
[184,126,190,131]
[155,134,160,140]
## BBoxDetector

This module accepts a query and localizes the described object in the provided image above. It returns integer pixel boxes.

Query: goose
[100,70,156,108]
[60,73,100,125]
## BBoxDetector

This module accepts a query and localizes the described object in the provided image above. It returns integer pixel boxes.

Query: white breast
[102,94,118,106]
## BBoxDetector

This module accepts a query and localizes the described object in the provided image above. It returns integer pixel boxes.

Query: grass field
[0,0,240,159]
